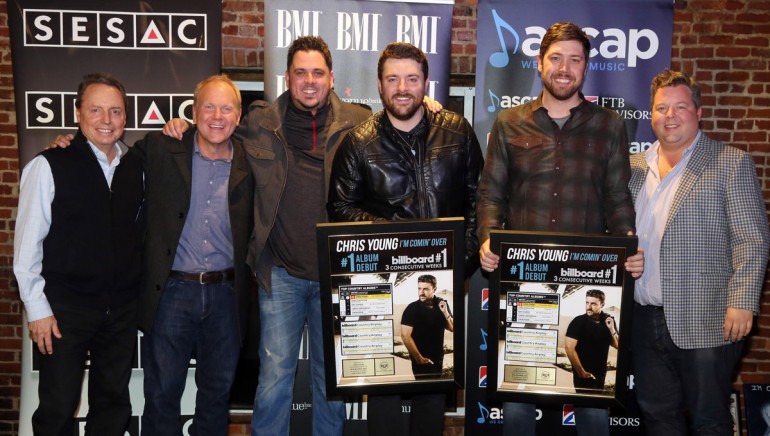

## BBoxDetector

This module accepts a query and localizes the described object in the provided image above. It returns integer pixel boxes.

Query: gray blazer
[134,128,254,341]
[629,133,769,349]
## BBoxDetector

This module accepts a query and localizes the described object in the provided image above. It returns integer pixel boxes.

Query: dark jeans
[367,393,447,436]
[33,300,137,436]
[141,278,240,436]
[632,304,742,435]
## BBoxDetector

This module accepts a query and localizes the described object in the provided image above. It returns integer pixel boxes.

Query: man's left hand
[604,316,617,335]
[724,308,753,342]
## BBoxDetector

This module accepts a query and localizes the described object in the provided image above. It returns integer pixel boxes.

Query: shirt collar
[193,135,233,162]
[644,130,701,167]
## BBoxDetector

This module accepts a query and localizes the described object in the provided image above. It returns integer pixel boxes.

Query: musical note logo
[487,89,500,113]
[480,328,489,350]
[477,402,490,424]
[489,9,519,68]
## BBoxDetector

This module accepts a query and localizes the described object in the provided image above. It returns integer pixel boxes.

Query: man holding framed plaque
[476,21,643,436]
[328,42,483,436]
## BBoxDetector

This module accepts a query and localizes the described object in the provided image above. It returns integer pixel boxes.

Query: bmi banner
[8,0,221,167]
[263,0,454,110]
[473,0,673,153]
[468,0,673,433]
[8,1,221,434]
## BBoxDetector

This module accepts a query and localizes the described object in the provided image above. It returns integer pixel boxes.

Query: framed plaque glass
[316,218,465,396]
[488,230,638,408]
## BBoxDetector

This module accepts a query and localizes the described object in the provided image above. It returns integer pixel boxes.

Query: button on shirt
[171,139,234,273]
[14,141,127,322]
[634,132,700,306]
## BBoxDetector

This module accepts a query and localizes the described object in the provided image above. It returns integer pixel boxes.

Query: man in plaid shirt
[476,22,643,436]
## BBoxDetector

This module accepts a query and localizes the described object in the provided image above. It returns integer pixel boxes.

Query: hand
[479,239,500,272]
[416,355,434,365]
[605,316,617,335]
[438,300,448,314]
[48,133,75,149]
[575,368,595,379]
[28,315,62,355]
[423,96,443,113]
[724,308,753,342]
[625,232,644,279]
[162,118,191,140]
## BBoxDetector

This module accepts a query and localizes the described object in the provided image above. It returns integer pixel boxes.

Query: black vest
[40,131,144,310]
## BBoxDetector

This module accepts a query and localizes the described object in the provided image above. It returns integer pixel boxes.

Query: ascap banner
[473,0,673,154]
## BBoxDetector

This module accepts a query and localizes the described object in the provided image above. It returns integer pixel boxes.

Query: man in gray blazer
[630,69,769,435]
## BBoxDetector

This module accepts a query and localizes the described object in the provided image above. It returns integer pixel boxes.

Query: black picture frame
[487,230,638,408]
[316,218,466,396]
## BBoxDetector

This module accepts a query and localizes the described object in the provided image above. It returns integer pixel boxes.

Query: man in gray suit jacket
[629,69,769,435]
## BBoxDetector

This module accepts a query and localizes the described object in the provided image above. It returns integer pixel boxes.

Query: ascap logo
[486,9,660,70]
[24,9,206,50]
[476,402,503,425]
[25,91,193,130]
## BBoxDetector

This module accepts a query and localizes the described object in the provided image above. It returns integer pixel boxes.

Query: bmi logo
[24,9,207,50]
[562,404,576,426]
[481,288,489,311]
[479,366,487,387]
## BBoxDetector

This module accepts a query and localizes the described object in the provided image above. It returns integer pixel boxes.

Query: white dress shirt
[13,141,125,322]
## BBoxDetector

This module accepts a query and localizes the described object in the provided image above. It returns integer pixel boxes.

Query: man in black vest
[14,73,144,435]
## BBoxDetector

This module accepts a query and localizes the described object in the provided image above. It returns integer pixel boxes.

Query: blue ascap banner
[473,0,673,154]
[468,0,673,434]
[263,0,454,111]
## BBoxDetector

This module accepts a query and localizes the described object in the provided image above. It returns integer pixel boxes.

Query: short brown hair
[586,289,605,304]
[377,42,429,81]
[287,36,333,71]
[417,274,437,289]
[650,68,702,109]
[75,72,127,110]
[540,22,590,61]
[194,74,242,107]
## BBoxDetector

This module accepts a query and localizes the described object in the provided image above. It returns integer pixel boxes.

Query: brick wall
[1,0,769,434]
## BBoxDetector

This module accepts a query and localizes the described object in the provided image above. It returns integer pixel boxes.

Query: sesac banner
[8,1,221,434]
[263,0,454,111]
[468,0,673,434]
[8,0,221,167]
[473,0,673,154]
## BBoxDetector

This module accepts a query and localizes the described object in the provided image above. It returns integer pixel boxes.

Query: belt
[634,302,664,310]
[169,268,235,284]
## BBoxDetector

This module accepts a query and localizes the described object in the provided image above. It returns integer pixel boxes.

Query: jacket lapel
[665,135,713,229]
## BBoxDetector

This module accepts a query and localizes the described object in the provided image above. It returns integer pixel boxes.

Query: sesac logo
[24,9,206,50]
[485,8,660,70]
[25,92,194,130]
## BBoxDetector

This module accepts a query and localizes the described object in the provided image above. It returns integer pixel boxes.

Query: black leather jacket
[328,107,484,275]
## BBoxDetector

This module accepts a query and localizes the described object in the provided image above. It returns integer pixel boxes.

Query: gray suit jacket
[134,128,254,341]
[629,133,769,349]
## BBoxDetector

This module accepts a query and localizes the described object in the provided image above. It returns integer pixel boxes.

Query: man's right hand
[576,369,595,379]
[416,356,434,365]
[48,133,75,149]
[479,239,500,272]
[29,315,62,355]
[162,118,191,139]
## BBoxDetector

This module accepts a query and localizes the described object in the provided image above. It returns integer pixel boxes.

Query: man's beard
[383,92,423,121]
[542,73,582,101]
